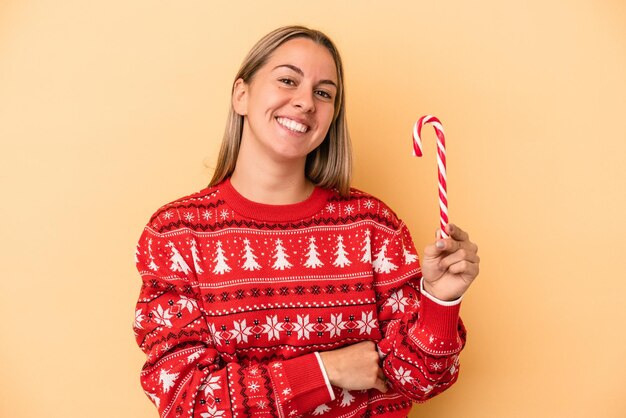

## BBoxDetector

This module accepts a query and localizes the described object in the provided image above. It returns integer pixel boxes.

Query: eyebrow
[273,64,338,88]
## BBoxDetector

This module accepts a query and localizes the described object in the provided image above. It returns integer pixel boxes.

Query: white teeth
[277,117,308,133]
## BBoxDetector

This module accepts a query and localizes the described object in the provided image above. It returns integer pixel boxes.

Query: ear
[232,78,249,116]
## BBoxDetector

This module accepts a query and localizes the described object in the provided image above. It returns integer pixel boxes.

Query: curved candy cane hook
[412,115,449,239]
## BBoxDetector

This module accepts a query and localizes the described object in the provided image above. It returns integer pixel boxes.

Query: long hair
[209,26,352,196]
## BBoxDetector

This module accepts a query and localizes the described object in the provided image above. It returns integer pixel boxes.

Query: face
[233,37,338,166]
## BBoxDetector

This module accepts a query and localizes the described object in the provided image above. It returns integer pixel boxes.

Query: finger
[373,377,388,393]
[425,234,474,258]
[439,250,480,271]
[446,223,469,242]
[377,367,385,380]
[447,260,480,278]
[423,241,444,259]
[433,237,464,255]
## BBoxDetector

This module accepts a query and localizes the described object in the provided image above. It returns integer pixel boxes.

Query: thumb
[423,230,446,259]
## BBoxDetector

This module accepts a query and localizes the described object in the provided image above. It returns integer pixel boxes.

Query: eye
[278,78,296,86]
[315,90,333,100]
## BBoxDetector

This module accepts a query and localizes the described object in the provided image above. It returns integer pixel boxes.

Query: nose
[292,87,315,113]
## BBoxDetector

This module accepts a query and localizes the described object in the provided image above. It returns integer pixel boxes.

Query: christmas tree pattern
[272,239,292,270]
[145,391,160,408]
[403,246,418,265]
[133,185,462,417]
[360,229,372,263]
[312,404,331,415]
[166,241,191,274]
[241,239,261,271]
[340,388,355,407]
[159,369,179,393]
[190,238,204,274]
[147,239,159,271]
[372,239,398,274]
[304,237,323,268]
[213,241,232,275]
[333,235,351,267]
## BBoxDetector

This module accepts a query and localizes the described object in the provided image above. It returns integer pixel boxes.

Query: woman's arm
[134,226,334,418]
[374,222,476,401]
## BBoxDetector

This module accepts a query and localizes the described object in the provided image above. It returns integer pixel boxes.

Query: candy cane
[412,115,449,238]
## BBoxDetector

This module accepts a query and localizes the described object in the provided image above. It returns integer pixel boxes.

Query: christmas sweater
[133,178,466,418]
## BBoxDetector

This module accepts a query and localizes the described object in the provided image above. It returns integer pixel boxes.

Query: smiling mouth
[276,117,309,133]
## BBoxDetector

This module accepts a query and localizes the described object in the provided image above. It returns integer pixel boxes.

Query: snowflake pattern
[201,406,225,418]
[393,366,414,385]
[295,314,315,340]
[328,313,345,338]
[421,384,435,393]
[248,380,260,393]
[152,305,173,327]
[134,189,461,415]
[232,319,252,343]
[264,315,283,341]
[386,289,410,313]
[356,311,377,335]
[200,375,221,398]
[177,295,198,313]
[202,310,382,343]
[134,309,145,330]
[161,342,172,354]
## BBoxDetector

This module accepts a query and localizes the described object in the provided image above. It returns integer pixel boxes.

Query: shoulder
[324,186,403,229]
[144,185,222,233]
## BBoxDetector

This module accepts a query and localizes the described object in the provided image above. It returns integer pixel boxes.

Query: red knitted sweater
[133,179,466,417]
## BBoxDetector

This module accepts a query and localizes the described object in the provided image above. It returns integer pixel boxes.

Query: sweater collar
[219,178,332,222]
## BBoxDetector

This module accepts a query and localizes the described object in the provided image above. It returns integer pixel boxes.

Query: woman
[134,25,479,417]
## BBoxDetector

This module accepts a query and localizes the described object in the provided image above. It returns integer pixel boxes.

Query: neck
[230,151,314,206]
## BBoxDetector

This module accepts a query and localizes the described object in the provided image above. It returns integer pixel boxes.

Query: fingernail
[436,240,445,249]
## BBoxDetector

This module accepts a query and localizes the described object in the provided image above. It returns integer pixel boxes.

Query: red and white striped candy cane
[412,115,449,238]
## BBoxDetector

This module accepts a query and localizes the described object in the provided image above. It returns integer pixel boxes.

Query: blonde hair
[209,25,352,196]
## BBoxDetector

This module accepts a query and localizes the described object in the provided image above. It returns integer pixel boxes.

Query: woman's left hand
[421,223,480,301]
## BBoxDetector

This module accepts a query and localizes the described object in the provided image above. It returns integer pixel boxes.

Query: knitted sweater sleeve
[375,221,467,402]
[133,225,333,417]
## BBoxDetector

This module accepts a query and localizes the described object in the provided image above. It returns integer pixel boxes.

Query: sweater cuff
[269,353,334,415]
[314,352,336,401]
[409,279,463,355]
[420,277,463,306]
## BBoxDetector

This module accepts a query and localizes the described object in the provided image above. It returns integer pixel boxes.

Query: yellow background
[1,1,625,417]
